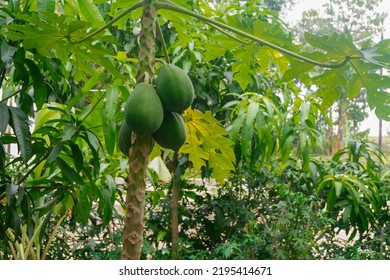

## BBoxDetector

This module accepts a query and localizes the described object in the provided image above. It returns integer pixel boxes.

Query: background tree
[292,0,387,152]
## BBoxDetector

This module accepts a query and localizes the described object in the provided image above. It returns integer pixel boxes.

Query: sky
[280,0,390,137]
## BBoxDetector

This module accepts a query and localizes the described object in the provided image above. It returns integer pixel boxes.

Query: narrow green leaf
[55,157,83,184]
[229,112,245,143]
[281,135,294,164]
[85,130,100,151]
[241,102,259,157]
[0,103,9,135]
[342,205,352,224]
[46,141,64,164]
[327,187,337,211]
[9,107,32,162]
[78,0,105,29]
[1,41,18,67]
[70,143,84,172]
[0,141,5,173]
[24,59,47,110]
[102,86,119,155]
[37,0,56,13]
[61,124,78,141]
[335,181,343,197]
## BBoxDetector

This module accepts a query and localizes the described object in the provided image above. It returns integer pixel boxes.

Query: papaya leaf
[311,67,348,110]
[349,60,390,120]
[37,0,56,13]
[9,107,32,163]
[181,109,235,183]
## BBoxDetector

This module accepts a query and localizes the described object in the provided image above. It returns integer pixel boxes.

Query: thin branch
[0,66,6,89]
[79,91,105,124]
[157,0,355,69]
[17,147,53,185]
[156,20,171,64]
[71,1,143,44]
[0,82,34,104]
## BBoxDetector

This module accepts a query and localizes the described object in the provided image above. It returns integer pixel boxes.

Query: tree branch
[157,0,354,69]
[71,1,143,44]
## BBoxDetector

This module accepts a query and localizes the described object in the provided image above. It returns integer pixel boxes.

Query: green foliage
[180,108,235,184]
[1,0,389,260]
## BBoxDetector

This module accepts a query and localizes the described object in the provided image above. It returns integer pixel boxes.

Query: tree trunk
[121,0,157,260]
[170,153,180,259]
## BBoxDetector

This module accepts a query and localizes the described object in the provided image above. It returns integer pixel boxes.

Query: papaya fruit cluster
[118,64,194,155]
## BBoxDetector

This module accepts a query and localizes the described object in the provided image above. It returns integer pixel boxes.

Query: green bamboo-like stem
[121,0,157,260]
[157,0,355,69]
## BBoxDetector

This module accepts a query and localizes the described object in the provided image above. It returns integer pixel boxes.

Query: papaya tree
[1,0,389,260]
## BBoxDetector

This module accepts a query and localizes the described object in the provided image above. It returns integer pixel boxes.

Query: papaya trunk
[121,0,157,260]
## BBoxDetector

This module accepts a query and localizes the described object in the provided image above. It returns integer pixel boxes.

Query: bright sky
[280,0,390,137]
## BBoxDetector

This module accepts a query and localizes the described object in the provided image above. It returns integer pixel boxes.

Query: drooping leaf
[54,157,83,184]
[46,141,64,164]
[241,101,259,157]
[0,103,9,135]
[8,107,32,162]
[102,85,119,155]
[1,40,18,67]
[24,59,47,110]
[0,141,5,173]
[70,143,84,173]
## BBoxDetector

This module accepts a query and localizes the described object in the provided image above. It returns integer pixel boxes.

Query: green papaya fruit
[156,64,194,113]
[118,121,132,156]
[124,82,164,136]
[152,110,187,151]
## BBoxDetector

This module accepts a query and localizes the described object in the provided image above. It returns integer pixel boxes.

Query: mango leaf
[0,103,9,135]
[55,157,83,184]
[0,141,5,173]
[1,40,18,67]
[98,175,116,226]
[8,107,32,163]
[74,184,93,225]
[77,0,105,29]
[24,59,47,110]
[241,101,259,157]
[102,85,119,155]
[46,141,64,164]
[70,143,84,173]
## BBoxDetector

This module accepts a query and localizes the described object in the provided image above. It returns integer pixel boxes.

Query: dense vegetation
[0,0,389,259]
